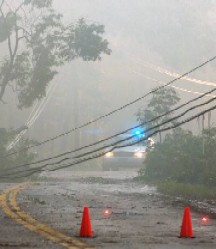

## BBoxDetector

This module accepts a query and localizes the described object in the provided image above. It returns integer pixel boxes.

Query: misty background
[0,0,216,161]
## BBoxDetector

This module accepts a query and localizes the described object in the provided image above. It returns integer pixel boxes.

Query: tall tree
[140,127,216,187]
[136,87,180,142]
[0,0,111,109]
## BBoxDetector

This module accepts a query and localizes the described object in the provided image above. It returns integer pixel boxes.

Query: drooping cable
[1,93,216,178]
[1,55,215,159]
[2,85,216,175]
[2,102,216,179]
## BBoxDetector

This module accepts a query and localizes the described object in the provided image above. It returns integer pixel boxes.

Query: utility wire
[128,69,216,97]
[49,106,212,171]
[3,102,216,179]
[2,85,216,175]
[101,64,216,97]
[2,92,216,178]
[1,55,215,159]
[6,82,57,150]
[127,53,216,87]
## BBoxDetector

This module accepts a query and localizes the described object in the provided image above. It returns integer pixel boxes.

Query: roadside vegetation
[137,126,216,200]
[0,128,37,181]
[136,87,216,200]
[157,181,216,200]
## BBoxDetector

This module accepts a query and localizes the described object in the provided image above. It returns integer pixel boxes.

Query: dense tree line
[139,127,216,187]
[137,86,216,187]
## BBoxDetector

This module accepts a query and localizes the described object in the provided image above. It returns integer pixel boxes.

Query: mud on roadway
[0,170,215,249]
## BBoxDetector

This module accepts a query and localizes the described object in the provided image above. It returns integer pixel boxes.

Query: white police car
[102,145,146,171]
[102,130,154,171]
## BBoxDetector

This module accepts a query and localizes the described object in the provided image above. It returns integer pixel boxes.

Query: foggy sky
[1,0,216,154]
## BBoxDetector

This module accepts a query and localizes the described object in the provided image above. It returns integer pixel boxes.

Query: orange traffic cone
[180,206,194,238]
[80,206,93,237]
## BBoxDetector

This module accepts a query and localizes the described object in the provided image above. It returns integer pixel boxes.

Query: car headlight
[105,152,114,158]
[134,152,143,158]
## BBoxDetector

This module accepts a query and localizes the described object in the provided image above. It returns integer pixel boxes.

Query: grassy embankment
[135,177,216,200]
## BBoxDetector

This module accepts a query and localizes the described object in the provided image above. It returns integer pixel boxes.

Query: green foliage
[148,88,180,113]
[201,128,216,186]
[73,19,111,61]
[24,0,53,8]
[157,181,216,200]
[0,16,8,42]
[137,87,180,141]
[140,127,216,187]
[0,128,37,180]
[0,0,111,108]
[0,12,16,42]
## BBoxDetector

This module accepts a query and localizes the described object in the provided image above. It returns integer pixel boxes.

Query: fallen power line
[2,85,216,175]
[2,94,216,179]
[1,55,215,159]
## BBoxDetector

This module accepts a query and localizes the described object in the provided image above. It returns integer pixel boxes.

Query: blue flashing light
[133,129,144,137]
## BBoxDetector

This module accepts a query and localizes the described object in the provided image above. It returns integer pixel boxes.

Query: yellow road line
[0,184,94,249]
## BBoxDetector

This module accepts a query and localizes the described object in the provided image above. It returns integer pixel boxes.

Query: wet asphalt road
[0,170,215,249]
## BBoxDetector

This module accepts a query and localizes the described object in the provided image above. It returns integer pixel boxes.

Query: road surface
[0,170,215,249]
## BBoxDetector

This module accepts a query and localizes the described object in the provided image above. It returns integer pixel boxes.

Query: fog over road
[0,171,215,249]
